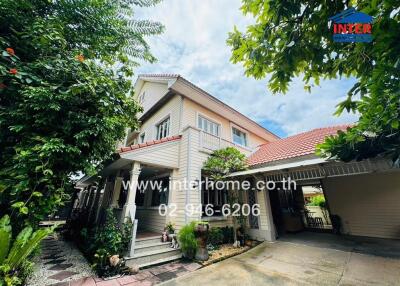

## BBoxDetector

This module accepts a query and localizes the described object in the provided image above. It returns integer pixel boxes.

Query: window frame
[138,92,145,104]
[139,132,146,143]
[200,176,228,217]
[231,126,248,147]
[197,113,221,137]
[155,115,170,140]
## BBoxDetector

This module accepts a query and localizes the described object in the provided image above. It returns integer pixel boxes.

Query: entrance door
[268,183,305,236]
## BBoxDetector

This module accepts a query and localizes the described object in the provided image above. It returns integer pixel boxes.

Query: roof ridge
[138,73,180,78]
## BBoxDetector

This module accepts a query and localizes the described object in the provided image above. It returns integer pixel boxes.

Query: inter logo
[329,8,373,43]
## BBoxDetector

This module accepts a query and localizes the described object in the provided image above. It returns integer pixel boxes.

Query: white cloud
[135,0,358,137]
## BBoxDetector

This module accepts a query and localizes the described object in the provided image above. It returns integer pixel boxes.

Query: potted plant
[178,222,198,259]
[194,221,209,261]
[165,221,175,241]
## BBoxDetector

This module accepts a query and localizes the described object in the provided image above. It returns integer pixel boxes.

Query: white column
[122,161,141,222]
[110,176,123,208]
[167,169,179,223]
[263,178,276,241]
[95,179,108,223]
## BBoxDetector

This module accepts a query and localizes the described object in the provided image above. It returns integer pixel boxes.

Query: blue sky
[135,0,358,138]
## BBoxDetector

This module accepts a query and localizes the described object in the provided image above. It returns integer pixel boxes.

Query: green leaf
[20,207,28,215]
[11,202,24,209]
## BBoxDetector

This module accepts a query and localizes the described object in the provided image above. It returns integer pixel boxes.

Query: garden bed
[200,242,258,266]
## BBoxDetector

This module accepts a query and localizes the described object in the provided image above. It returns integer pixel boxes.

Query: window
[151,177,169,206]
[232,127,247,146]
[138,92,145,104]
[198,115,220,137]
[156,117,170,140]
[139,133,145,143]
[201,176,228,217]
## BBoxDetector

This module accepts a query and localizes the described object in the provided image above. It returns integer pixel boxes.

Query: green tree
[227,1,400,164]
[0,0,163,230]
[202,147,247,243]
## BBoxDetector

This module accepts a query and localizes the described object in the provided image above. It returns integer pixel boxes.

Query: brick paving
[48,261,202,286]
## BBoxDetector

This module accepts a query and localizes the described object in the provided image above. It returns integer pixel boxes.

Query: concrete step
[135,236,163,247]
[134,241,173,255]
[125,247,182,268]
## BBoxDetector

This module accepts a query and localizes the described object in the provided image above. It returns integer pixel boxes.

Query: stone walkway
[27,233,95,286]
[28,234,201,286]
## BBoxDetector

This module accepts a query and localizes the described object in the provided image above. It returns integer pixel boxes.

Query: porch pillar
[263,178,276,241]
[110,176,123,208]
[122,161,141,222]
[94,179,108,223]
[167,169,179,222]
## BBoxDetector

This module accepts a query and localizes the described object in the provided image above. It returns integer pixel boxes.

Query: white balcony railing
[199,130,253,155]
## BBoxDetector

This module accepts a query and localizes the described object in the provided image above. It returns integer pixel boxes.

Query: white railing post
[129,215,138,257]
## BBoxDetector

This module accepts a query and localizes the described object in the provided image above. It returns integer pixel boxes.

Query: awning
[230,158,395,182]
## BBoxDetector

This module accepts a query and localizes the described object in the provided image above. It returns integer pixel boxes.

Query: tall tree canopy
[0,0,163,229]
[227,1,400,164]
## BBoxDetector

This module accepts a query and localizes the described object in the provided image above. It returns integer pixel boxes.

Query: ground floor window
[201,177,228,217]
[151,177,169,206]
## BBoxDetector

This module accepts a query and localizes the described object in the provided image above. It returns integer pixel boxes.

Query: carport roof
[247,125,352,167]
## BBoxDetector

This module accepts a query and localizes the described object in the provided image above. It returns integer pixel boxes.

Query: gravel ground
[27,233,95,286]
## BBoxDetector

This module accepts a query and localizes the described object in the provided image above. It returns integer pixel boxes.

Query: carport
[231,126,400,241]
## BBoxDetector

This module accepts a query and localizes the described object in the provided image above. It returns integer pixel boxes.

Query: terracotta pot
[245,240,253,247]
[194,223,209,261]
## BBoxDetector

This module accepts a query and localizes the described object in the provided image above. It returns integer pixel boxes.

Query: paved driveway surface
[162,233,400,286]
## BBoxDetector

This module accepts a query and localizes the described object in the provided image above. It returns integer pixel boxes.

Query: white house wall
[121,141,180,169]
[182,97,268,149]
[136,81,169,116]
[139,95,182,142]
[323,171,400,239]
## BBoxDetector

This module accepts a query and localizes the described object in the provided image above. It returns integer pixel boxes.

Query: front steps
[125,235,181,268]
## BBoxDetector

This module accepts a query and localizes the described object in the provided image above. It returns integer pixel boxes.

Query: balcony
[199,130,253,155]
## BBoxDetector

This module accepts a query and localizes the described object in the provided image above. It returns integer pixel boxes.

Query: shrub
[83,209,132,277]
[207,227,224,246]
[308,195,326,208]
[221,226,234,244]
[178,222,198,259]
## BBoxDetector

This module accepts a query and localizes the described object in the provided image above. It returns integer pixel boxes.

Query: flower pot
[194,223,209,261]
[167,231,175,242]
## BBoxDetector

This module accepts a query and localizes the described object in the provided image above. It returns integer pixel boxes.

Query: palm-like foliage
[0,215,55,285]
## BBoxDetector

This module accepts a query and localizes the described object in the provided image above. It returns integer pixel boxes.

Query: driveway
[161,233,400,286]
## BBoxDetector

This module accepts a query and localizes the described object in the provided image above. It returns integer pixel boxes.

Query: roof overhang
[229,157,397,182]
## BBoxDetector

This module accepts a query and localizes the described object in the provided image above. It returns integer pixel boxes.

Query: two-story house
[76,74,279,267]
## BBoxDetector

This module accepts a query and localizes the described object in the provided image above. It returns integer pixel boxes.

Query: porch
[75,138,183,268]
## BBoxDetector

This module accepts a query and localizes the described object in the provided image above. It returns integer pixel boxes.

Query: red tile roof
[118,135,181,154]
[247,125,352,166]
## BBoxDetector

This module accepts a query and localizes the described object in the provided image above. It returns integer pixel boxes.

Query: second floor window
[156,117,170,139]
[139,133,145,143]
[232,127,247,146]
[198,115,220,137]
[139,92,145,104]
